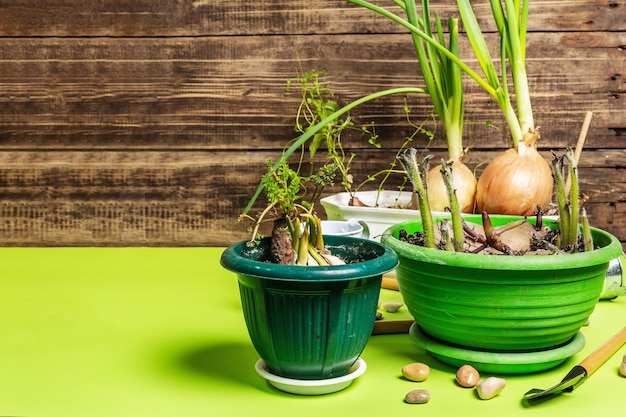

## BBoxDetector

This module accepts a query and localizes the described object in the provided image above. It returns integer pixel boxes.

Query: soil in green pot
[397,212,577,256]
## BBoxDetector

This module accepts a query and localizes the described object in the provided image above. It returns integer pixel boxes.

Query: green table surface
[2,247,624,417]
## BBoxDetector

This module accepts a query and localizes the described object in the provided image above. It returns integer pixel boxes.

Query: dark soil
[397,220,579,256]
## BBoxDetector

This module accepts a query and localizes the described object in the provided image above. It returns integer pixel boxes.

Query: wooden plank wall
[0,0,624,248]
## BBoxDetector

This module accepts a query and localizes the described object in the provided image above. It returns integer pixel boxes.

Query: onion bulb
[427,158,477,213]
[476,131,552,216]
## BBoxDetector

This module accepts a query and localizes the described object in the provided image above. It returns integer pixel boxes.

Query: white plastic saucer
[254,358,367,395]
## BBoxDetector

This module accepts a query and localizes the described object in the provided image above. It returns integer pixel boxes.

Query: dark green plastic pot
[220,235,398,380]
[381,215,623,352]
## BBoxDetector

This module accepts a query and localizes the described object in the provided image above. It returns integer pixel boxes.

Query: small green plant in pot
[379,148,623,373]
[221,234,398,383]
[221,105,398,389]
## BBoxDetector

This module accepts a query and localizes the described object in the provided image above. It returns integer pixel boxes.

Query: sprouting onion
[347,0,554,215]
[456,0,553,215]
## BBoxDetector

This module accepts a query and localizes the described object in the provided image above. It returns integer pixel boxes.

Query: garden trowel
[523,326,626,404]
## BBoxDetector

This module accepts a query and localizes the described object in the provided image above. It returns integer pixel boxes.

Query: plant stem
[551,152,571,247]
[566,149,580,247]
[350,0,531,146]
[481,211,514,254]
[397,148,435,248]
[240,201,278,243]
[290,217,300,254]
[581,208,593,252]
[404,0,465,159]
[440,220,455,251]
[440,159,464,252]
[488,0,534,135]
[347,0,496,96]
[297,228,309,265]
[456,0,528,146]
[313,215,325,251]
[308,243,329,265]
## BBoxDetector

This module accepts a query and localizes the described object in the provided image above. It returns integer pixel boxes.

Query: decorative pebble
[476,377,506,400]
[382,302,403,313]
[404,389,430,404]
[620,354,626,377]
[375,311,383,320]
[455,365,480,388]
[402,362,430,382]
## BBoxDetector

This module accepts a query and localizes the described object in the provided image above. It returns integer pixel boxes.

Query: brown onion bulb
[427,159,477,213]
[476,133,552,216]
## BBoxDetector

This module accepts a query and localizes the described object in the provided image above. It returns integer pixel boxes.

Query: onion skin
[348,196,368,207]
[427,159,476,213]
[476,135,553,216]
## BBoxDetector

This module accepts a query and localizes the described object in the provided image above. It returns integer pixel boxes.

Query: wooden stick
[579,326,626,377]
[565,111,593,195]
[372,319,415,335]
[382,271,399,291]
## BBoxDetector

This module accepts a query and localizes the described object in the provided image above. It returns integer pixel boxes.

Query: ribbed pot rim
[221,235,398,282]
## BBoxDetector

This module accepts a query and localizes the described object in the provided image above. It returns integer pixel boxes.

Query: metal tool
[600,253,626,299]
[523,326,626,404]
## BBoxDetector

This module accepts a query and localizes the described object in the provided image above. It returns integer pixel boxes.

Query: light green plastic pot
[381,215,623,352]
[220,235,398,380]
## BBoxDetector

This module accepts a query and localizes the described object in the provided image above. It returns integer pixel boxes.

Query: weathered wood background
[0,0,624,248]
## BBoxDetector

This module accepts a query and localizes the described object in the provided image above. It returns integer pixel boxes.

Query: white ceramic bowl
[321,191,430,241]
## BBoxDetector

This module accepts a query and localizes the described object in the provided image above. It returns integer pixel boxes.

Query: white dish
[254,358,367,395]
[321,191,559,242]
[321,191,435,241]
